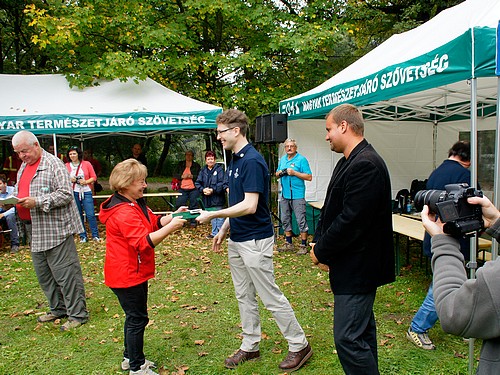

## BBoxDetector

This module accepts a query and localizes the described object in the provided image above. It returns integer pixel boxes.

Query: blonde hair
[109,159,147,191]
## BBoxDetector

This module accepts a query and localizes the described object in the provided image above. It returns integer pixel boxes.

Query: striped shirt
[14,150,84,252]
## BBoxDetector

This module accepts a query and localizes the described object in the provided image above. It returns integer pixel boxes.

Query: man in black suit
[310,103,395,375]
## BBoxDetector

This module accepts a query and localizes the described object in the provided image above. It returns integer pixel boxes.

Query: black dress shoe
[279,343,313,372]
[224,349,260,369]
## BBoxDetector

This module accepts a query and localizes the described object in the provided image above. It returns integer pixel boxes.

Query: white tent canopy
[0,74,222,140]
[279,0,500,202]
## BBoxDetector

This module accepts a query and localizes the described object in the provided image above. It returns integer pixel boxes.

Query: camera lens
[414,189,446,213]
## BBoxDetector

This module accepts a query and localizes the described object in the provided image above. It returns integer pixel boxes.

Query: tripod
[255,142,282,239]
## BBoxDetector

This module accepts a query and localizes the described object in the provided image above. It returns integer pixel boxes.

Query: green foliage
[20,0,356,120]
[0,0,52,73]
[3,0,465,120]
[0,232,480,374]
[1,0,465,172]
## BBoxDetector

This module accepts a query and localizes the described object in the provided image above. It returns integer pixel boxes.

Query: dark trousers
[111,282,149,372]
[334,291,379,375]
[31,236,88,321]
[175,188,200,210]
[176,188,200,223]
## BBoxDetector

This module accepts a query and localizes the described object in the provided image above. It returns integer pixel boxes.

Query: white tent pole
[470,78,478,273]
[432,121,438,170]
[492,77,500,260]
[467,26,479,374]
[222,147,227,169]
[52,134,57,155]
[467,76,478,375]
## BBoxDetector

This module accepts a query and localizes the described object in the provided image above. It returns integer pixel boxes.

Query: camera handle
[465,234,482,272]
[465,260,477,270]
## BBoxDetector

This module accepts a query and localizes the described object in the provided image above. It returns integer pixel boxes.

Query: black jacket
[313,139,395,294]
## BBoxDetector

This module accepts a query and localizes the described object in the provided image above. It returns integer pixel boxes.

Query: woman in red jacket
[99,159,186,375]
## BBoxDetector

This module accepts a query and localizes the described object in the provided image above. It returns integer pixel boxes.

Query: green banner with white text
[0,109,222,136]
[280,27,496,120]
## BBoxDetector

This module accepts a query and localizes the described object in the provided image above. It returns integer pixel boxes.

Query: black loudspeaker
[255,113,288,143]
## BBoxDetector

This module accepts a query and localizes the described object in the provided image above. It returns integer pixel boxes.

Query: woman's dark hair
[205,150,216,159]
[67,146,83,161]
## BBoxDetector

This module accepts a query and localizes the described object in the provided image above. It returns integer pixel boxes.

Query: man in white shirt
[0,176,20,253]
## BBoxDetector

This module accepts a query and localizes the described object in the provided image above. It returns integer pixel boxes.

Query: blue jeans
[74,191,99,240]
[210,206,224,236]
[410,283,438,333]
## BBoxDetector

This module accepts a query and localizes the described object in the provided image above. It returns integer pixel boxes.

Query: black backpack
[410,179,428,201]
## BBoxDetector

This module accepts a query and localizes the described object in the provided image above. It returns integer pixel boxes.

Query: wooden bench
[0,229,12,250]
[392,213,493,275]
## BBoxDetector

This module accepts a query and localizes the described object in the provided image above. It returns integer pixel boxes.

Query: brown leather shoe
[279,343,312,372]
[224,349,260,369]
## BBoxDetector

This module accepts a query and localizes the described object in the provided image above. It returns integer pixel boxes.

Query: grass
[0,225,480,375]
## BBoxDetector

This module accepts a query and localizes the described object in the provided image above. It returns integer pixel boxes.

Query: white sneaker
[122,358,156,371]
[92,237,102,242]
[80,238,87,243]
[129,362,158,375]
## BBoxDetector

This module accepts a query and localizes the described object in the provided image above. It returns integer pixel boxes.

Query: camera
[75,176,83,184]
[414,183,483,237]
[278,169,288,178]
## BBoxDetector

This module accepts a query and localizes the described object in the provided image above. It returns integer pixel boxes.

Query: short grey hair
[12,130,39,147]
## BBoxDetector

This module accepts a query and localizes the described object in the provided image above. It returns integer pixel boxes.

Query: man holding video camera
[407,141,471,350]
[421,194,500,374]
[275,138,312,254]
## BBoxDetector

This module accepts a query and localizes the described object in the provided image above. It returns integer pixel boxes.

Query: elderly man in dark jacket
[311,104,395,375]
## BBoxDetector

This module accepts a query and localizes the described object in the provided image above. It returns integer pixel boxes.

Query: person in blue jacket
[195,151,227,238]
[407,140,472,350]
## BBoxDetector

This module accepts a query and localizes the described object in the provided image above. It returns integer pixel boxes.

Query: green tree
[6,0,464,173]
[23,1,353,116]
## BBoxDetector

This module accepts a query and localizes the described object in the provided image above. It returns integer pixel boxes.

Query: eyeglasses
[216,127,236,135]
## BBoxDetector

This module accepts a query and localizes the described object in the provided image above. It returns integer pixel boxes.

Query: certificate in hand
[172,209,202,220]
